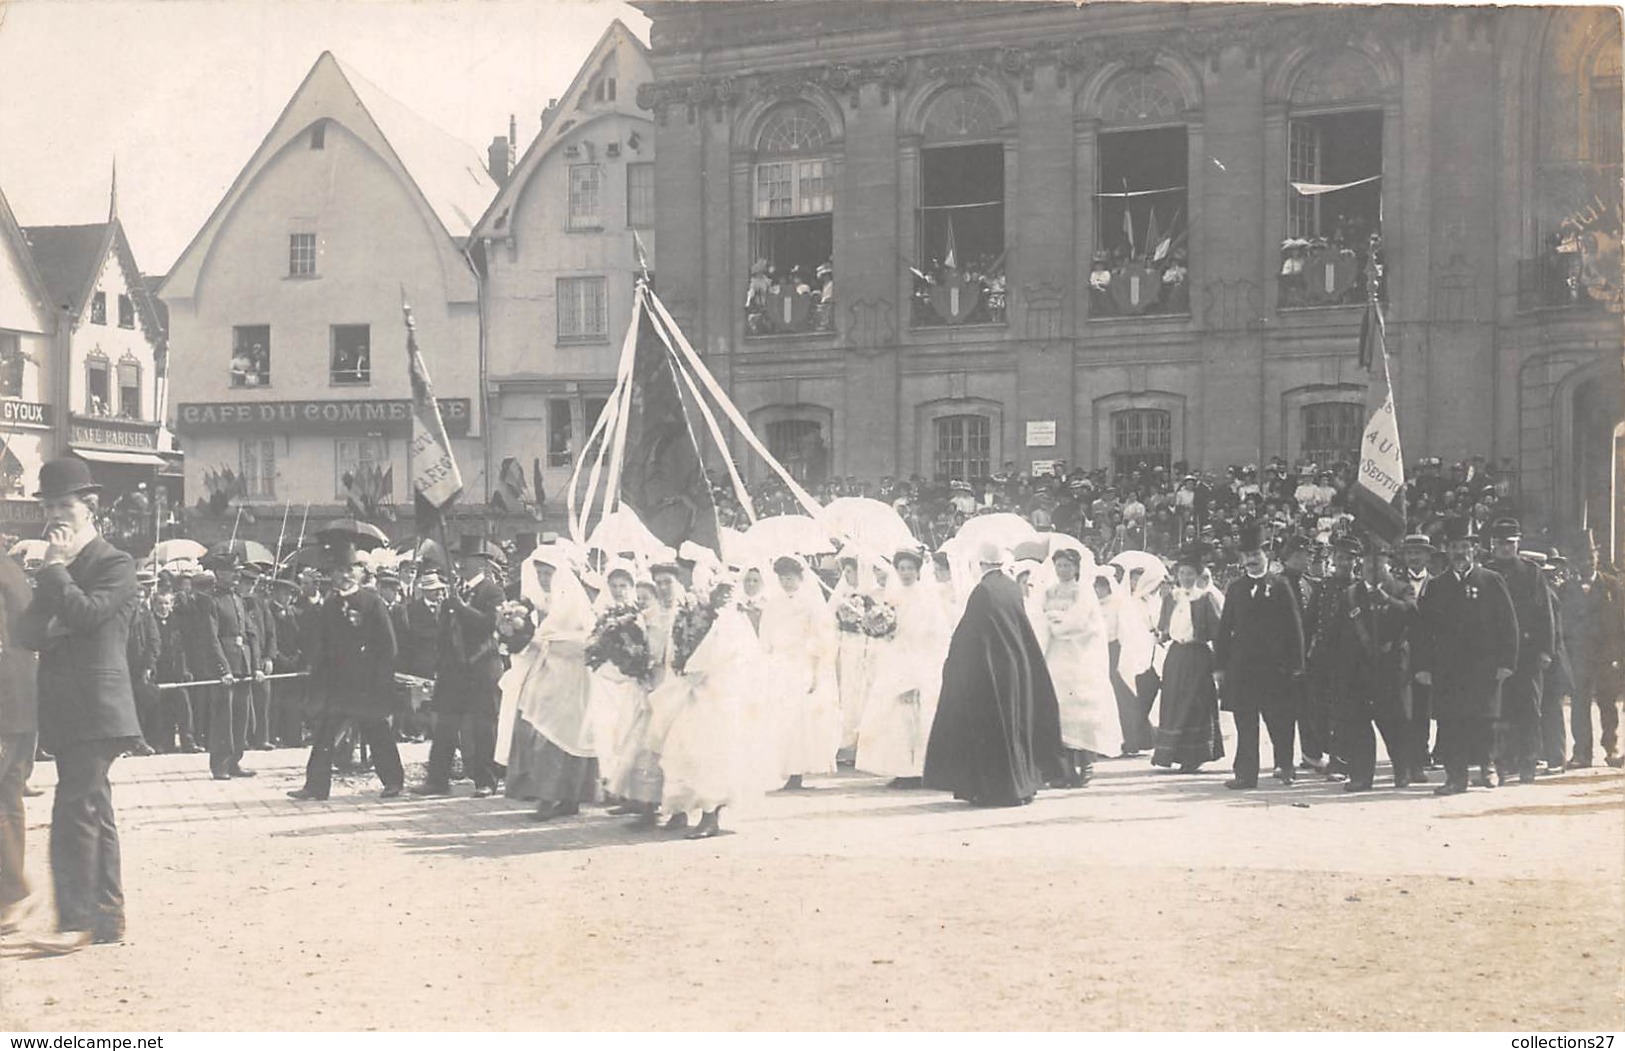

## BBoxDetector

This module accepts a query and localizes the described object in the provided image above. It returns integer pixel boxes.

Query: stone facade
[637,1,1623,549]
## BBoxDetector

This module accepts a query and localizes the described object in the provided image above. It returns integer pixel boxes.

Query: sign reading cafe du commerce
[177,398,473,437]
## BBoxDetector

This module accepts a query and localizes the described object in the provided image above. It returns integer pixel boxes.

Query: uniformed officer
[1485,518,1554,784]
[200,551,258,780]
[1413,518,1519,795]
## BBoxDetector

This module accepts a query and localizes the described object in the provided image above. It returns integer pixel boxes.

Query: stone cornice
[637,7,1458,122]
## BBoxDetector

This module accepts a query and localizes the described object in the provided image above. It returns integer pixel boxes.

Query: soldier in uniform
[1413,518,1519,795]
[199,552,258,781]
[1337,547,1417,790]
[1564,542,1624,768]
[1214,522,1306,789]
[1484,518,1554,784]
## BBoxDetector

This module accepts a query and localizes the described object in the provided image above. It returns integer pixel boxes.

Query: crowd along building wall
[635,1,1623,551]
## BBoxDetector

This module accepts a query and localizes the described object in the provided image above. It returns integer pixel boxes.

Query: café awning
[71,447,167,467]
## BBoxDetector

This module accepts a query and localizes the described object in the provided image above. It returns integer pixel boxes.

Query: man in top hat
[1301,535,1359,779]
[1413,517,1519,795]
[14,458,141,951]
[1562,542,1623,768]
[1213,522,1306,789]
[1485,518,1555,784]
[197,549,258,781]
[1334,546,1419,790]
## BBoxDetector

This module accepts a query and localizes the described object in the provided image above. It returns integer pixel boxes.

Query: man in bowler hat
[14,458,141,952]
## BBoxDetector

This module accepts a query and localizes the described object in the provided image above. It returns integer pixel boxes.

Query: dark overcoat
[432,577,503,718]
[305,588,399,720]
[1412,565,1519,721]
[0,555,38,736]
[1214,572,1305,716]
[16,536,141,751]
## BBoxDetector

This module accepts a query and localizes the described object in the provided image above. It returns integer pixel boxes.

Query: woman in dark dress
[1150,544,1225,772]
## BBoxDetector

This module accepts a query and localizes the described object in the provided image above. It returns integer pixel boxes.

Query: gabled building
[472,20,655,517]
[0,182,59,529]
[23,178,176,525]
[160,51,497,536]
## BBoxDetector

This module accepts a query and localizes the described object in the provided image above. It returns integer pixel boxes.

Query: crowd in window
[744,258,835,335]
[909,254,1007,327]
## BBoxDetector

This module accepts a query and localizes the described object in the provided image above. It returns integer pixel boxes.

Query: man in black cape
[924,542,1066,806]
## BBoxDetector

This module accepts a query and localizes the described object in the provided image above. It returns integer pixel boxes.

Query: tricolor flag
[1352,300,1405,543]
[402,296,464,522]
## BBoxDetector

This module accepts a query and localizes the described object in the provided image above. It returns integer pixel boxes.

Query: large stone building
[635,2,1623,548]
[161,52,496,538]
[473,20,656,513]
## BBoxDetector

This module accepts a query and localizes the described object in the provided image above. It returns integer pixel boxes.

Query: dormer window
[117,293,134,329]
[90,292,107,326]
[310,122,326,150]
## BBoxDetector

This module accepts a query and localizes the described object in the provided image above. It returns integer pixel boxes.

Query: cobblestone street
[0,735,1620,1031]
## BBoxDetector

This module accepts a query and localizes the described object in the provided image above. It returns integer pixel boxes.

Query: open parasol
[739,514,835,561]
[149,538,207,565]
[950,512,1040,554]
[585,507,666,560]
[817,497,918,554]
[314,518,390,552]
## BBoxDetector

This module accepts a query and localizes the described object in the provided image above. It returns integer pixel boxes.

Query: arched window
[765,419,830,484]
[1282,49,1386,308]
[915,86,1008,327]
[1092,68,1192,318]
[1111,409,1171,478]
[934,414,992,482]
[1301,402,1364,467]
[747,102,835,335]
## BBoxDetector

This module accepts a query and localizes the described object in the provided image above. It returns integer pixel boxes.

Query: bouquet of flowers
[861,598,898,640]
[835,593,870,634]
[669,585,730,675]
[585,602,654,684]
[495,599,536,655]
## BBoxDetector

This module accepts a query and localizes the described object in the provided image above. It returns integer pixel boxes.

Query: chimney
[487,136,510,186]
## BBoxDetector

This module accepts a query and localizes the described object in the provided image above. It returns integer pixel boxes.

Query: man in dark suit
[199,552,258,780]
[288,545,402,801]
[1485,518,1554,784]
[15,458,141,952]
[1413,518,1519,795]
[1336,548,1418,790]
[1214,522,1306,789]
[0,550,39,933]
[1564,543,1624,768]
[411,559,503,797]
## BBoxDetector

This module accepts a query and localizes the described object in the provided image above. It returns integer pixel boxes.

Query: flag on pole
[1122,205,1135,256]
[402,294,464,522]
[943,217,958,270]
[1352,301,1406,543]
[1144,207,1159,263]
[618,304,721,556]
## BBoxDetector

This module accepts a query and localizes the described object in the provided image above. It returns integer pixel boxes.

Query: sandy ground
[0,742,1620,1031]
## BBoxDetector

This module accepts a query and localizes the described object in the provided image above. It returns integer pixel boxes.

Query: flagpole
[272,500,291,573]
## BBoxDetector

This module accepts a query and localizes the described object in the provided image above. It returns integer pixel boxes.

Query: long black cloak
[924,570,1066,805]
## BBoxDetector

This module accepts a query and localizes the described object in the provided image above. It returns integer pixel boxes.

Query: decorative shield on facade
[928,271,984,324]
[768,289,814,333]
[1109,263,1164,315]
[1302,246,1358,304]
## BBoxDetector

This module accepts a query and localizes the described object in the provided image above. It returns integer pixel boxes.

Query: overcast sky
[0,0,648,274]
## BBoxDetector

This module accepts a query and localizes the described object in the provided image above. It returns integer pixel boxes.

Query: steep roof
[0,183,55,334]
[473,20,652,242]
[20,223,106,317]
[22,219,168,352]
[161,51,494,305]
[333,57,498,242]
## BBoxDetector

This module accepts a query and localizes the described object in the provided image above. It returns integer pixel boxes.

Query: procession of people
[0,450,1621,956]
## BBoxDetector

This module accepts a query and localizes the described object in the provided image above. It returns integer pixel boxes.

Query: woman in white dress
[758,554,840,789]
[1095,567,1157,755]
[497,546,600,820]
[1033,548,1118,787]
[654,572,778,838]
[606,562,683,824]
[830,552,884,763]
[586,560,649,794]
[856,548,949,787]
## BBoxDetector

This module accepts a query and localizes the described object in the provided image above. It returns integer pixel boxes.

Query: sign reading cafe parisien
[177,399,473,437]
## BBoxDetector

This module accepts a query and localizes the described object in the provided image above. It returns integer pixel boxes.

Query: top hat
[1175,542,1210,569]
[1443,516,1480,543]
[1278,534,1312,559]
[33,457,101,499]
[1237,522,1265,553]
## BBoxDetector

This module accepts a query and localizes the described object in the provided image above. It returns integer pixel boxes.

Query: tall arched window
[749,102,834,307]
[1301,402,1363,467]
[934,414,992,482]
[915,86,1008,327]
[1281,49,1386,308]
[1092,67,1191,318]
[766,419,830,484]
[1111,408,1171,478]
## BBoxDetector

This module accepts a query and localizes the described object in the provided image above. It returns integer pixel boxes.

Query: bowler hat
[34,457,101,499]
